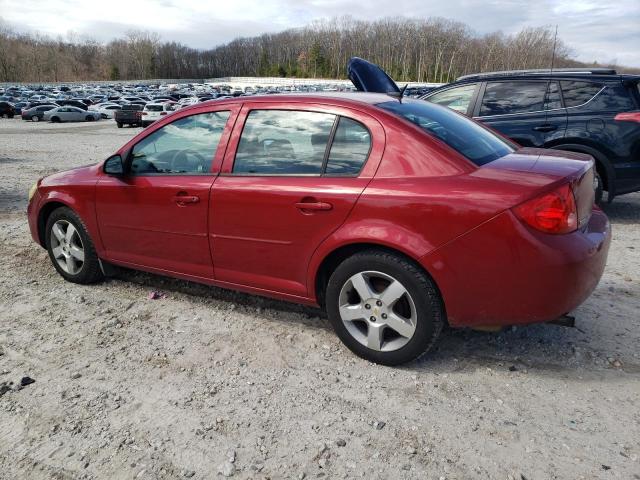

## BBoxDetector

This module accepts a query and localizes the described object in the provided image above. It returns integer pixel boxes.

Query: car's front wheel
[325,250,444,365]
[45,207,103,284]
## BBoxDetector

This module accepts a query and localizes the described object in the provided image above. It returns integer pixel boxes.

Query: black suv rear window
[560,81,603,107]
[378,99,514,166]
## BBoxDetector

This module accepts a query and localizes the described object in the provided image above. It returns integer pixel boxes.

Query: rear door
[473,80,567,147]
[210,103,385,298]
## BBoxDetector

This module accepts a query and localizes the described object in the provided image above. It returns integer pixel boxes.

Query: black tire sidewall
[45,207,103,284]
[325,252,443,366]
[594,171,604,205]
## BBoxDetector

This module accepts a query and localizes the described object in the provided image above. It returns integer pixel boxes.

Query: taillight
[513,183,578,234]
[160,111,167,115]
[614,111,640,123]
[142,112,147,116]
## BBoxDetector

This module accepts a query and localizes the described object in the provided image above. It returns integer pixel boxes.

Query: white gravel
[1,117,639,479]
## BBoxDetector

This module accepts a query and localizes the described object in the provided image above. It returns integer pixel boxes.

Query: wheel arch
[37,201,71,247]
[312,242,446,321]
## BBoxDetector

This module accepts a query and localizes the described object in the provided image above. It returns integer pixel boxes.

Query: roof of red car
[197,92,395,109]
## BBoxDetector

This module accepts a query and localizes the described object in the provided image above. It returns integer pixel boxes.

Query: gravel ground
[0,117,639,480]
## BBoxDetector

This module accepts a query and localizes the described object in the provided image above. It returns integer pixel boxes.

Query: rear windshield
[123,104,143,111]
[378,99,514,166]
[146,105,164,112]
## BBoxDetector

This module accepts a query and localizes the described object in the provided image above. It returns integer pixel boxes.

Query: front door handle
[173,193,200,205]
[533,124,557,132]
[295,201,333,212]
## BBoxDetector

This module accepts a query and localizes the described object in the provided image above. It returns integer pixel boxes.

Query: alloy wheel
[338,270,417,352]
[50,220,85,275]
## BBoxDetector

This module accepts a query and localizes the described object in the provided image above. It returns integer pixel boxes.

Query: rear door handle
[533,124,557,132]
[295,201,333,212]
[173,193,200,205]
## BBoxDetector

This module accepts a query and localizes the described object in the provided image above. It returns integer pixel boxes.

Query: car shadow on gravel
[106,266,640,376]
[110,266,329,327]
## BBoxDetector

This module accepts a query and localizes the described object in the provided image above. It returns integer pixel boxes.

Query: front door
[210,105,383,298]
[96,109,234,279]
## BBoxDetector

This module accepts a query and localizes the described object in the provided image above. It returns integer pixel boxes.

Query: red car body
[27,93,611,328]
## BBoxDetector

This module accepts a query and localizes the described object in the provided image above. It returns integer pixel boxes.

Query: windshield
[377,99,515,166]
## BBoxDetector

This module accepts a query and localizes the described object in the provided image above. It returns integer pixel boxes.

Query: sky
[1,0,639,67]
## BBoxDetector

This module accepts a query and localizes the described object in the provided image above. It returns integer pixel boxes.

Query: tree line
[0,16,635,84]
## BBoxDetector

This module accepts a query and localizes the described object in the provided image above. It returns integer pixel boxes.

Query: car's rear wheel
[86,115,94,122]
[31,115,39,122]
[45,207,103,284]
[325,250,444,365]
[116,122,123,128]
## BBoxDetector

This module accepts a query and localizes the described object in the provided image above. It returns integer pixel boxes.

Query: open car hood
[348,57,400,94]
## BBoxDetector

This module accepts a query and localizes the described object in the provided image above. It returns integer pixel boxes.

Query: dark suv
[422,69,640,202]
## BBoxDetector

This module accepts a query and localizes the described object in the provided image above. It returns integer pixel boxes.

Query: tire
[31,115,39,122]
[117,122,123,128]
[325,250,444,365]
[45,207,104,284]
[51,117,60,123]
[85,115,94,122]
[594,171,604,205]
[8,114,14,119]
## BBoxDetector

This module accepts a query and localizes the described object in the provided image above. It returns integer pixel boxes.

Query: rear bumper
[421,208,611,327]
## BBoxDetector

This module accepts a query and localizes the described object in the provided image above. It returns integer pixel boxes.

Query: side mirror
[104,155,124,175]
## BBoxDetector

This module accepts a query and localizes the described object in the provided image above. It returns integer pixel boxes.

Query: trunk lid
[480,148,596,228]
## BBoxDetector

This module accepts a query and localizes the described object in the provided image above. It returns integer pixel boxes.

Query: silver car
[43,106,101,123]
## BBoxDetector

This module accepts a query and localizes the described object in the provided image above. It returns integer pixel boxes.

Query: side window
[480,81,548,116]
[325,118,371,175]
[130,111,230,175]
[427,84,477,113]
[560,81,603,107]
[233,110,336,175]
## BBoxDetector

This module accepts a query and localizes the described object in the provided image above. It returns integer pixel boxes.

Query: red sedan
[27,93,611,365]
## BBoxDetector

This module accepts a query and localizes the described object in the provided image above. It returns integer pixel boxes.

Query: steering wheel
[170,149,207,173]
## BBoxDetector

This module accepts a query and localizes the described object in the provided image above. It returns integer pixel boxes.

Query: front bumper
[420,208,611,327]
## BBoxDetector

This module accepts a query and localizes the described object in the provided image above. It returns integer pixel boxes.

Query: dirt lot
[0,117,639,480]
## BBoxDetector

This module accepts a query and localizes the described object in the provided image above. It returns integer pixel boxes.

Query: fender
[550,143,615,199]
[36,187,105,255]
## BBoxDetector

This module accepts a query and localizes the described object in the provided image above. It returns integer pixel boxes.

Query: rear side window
[427,84,477,114]
[560,81,602,107]
[378,99,514,166]
[325,118,371,175]
[130,111,230,175]
[233,110,336,175]
[480,81,550,116]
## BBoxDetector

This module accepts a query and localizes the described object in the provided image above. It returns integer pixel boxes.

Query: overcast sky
[2,0,639,66]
